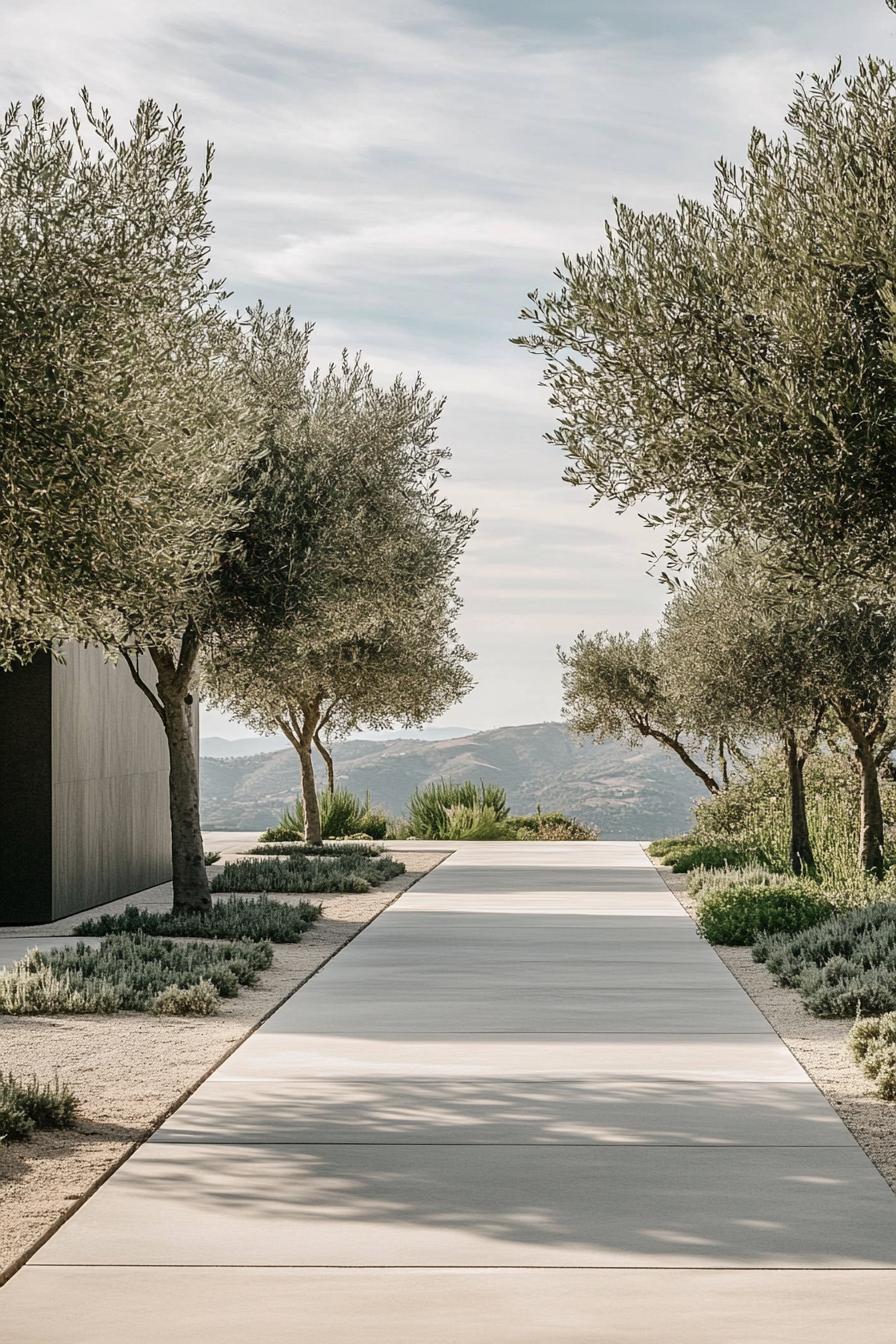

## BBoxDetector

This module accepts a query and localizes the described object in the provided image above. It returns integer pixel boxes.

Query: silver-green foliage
[210,854,404,894]
[754,903,896,1016]
[560,630,719,794]
[0,93,254,660]
[850,1012,896,1099]
[0,1073,78,1142]
[517,58,896,593]
[74,895,321,943]
[0,934,272,1015]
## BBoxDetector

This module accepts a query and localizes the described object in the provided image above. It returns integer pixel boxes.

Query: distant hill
[199,721,704,840]
[201,725,476,758]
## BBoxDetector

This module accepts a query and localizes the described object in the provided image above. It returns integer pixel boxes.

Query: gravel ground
[0,850,445,1281]
[654,859,896,1193]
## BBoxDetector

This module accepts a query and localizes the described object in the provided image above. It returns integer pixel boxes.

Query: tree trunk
[122,632,210,913]
[856,739,886,878]
[783,729,815,877]
[299,739,323,845]
[314,731,335,793]
[838,706,887,879]
[158,682,210,910]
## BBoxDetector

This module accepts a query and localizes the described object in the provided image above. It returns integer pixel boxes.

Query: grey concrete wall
[50,644,172,919]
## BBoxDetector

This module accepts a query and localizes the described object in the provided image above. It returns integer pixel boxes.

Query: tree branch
[120,647,166,722]
[636,718,720,794]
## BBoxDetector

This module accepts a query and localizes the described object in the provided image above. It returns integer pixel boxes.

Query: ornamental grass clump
[0,934,272,1016]
[755,903,896,1016]
[0,1073,78,1142]
[850,1013,896,1100]
[407,780,510,839]
[259,793,393,842]
[210,853,404,894]
[75,895,321,943]
[695,881,834,946]
[441,803,515,841]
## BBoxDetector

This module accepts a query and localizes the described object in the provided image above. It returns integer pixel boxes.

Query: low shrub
[210,853,404,894]
[204,850,222,866]
[408,779,509,839]
[686,864,798,900]
[152,980,220,1016]
[850,1013,896,1099]
[648,836,757,872]
[0,1073,79,1142]
[754,902,896,1016]
[512,812,599,841]
[75,895,321,943]
[249,841,383,858]
[355,806,391,840]
[0,934,272,1016]
[695,882,834,946]
[647,835,688,858]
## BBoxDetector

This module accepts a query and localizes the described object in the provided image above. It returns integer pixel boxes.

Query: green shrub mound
[695,882,834,945]
[210,853,404,894]
[249,841,383,858]
[850,1014,896,1100]
[512,811,598,841]
[648,836,757,872]
[75,895,321,942]
[0,934,272,1016]
[204,850,222,866]
[754,903,896,1016]
[0,1073,79,1142]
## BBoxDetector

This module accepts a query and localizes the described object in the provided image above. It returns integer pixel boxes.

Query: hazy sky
[4,0,896,735]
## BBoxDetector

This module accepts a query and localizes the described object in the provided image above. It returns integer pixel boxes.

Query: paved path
[6,841,896,1341]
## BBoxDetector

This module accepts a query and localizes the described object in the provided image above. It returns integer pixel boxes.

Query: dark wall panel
[0,654,53,922]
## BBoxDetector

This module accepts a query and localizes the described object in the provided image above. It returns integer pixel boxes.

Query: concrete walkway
[5,841,896,1341]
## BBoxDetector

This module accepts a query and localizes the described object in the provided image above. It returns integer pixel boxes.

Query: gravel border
[651,855,896,1193]
[0,850,447,1283]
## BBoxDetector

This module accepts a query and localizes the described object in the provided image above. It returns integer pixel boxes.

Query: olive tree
[660,549,828,874]
[205,313,475,845]
[208,613,473,844]
[0,95,258,910]
[516,58,896,593]
[559,630,721,794]
[661,546,896,876]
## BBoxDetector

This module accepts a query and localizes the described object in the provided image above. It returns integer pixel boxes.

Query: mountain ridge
[199,721,704,840]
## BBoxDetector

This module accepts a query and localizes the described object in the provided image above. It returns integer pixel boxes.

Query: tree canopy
[517,59,896,592]
[205,310,475,843]
[559,629,719,794]
[0,93,254,664]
